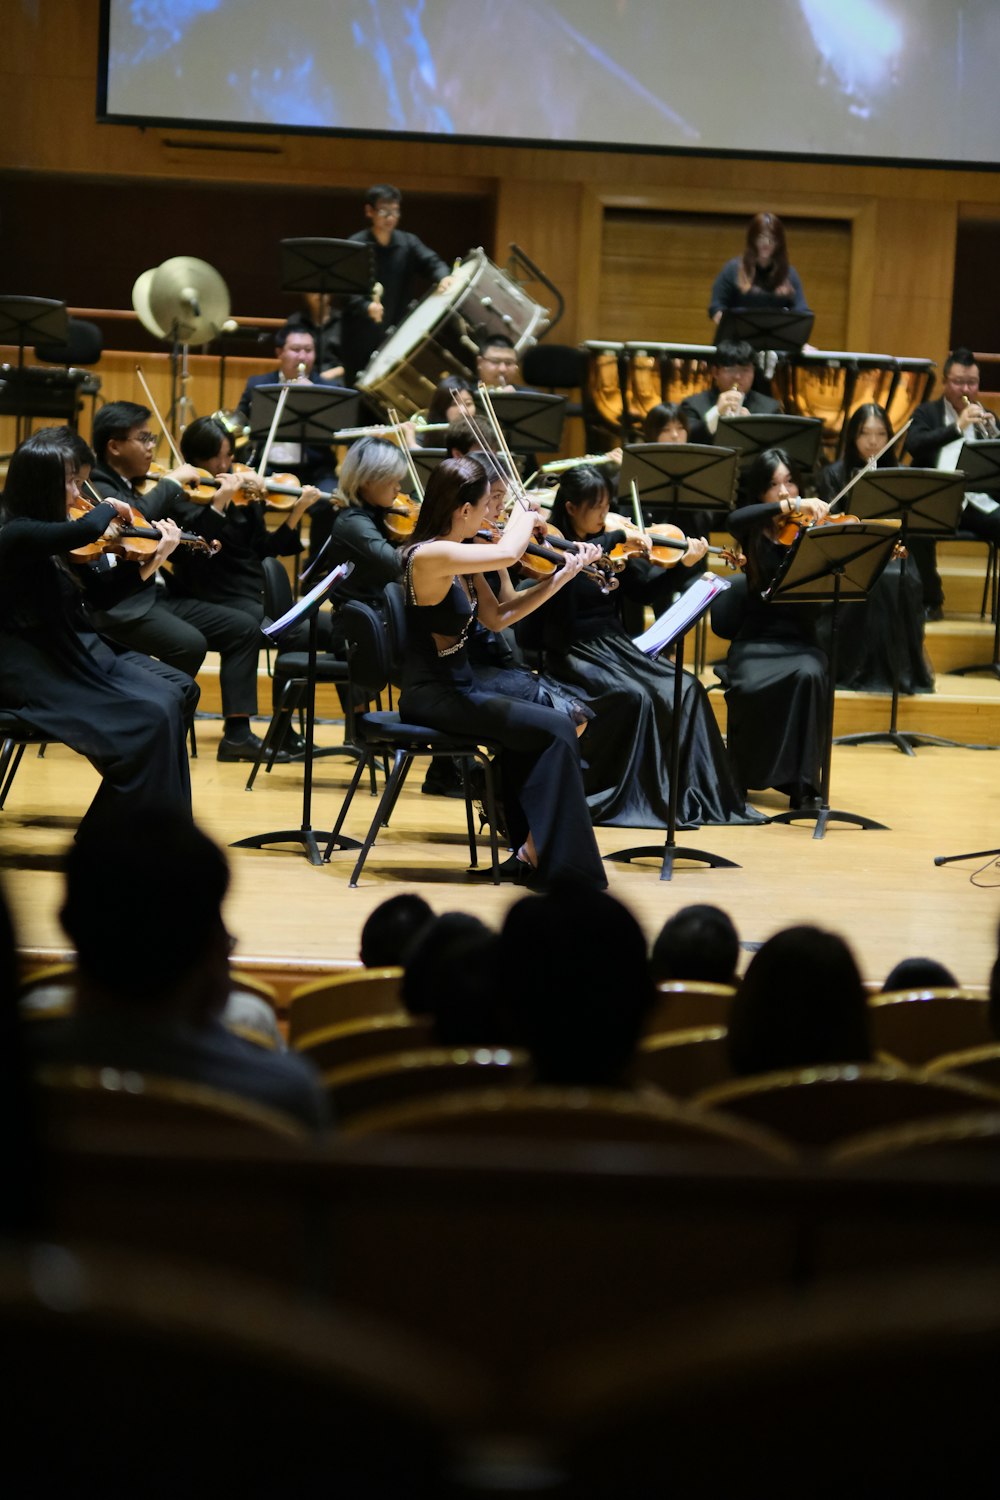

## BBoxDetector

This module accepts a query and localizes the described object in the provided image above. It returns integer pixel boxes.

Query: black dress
[815,461,933,695]
[714,503,827,799]
[398,553,607,889]
[522,555,764,830]
[0,505,192,834]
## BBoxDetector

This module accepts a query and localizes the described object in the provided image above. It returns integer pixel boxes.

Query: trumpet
[963,394,1000,438]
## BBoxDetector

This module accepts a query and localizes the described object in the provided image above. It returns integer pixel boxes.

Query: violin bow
[473,384,532,514]
[822,416,915,513]
[386,407,425,502]
[134,364,184,467]
[255,383,291,481]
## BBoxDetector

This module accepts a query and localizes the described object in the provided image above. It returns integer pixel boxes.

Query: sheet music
[633,572,730,658]
[263,562,353,642]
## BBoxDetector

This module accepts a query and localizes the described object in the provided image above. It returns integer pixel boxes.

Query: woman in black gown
[816,403,933,695]
[520,465,763,831]
[0,430,192,835]
[713,448,830,809]
[399,456,607,888]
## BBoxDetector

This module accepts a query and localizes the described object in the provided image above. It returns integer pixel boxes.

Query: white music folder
[633,572,730,659]
[263,562,353,643]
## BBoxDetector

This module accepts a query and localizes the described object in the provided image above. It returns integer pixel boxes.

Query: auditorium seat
[344,1084,794,1158]
[697,1063,1000,1148]
[329,1047,530,1127]
[831,1110,1000,1165]
[635,1027,732,1098]
[295,1014,433,1074]
[925,1043,1000,1090]
[644,980,736,1035]
[869,988,994,1067]
[287,967,405,1042]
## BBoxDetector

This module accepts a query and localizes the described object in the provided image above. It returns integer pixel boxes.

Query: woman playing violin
[712,448,829,810]
[815,403,932,696]
[519,466,763,832]
[322,435,409,633]
[400,456,607,888]
[84,401,281,765]
[0,429,192,834]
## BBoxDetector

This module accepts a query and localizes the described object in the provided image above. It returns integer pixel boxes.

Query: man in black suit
[236,322,343,566]
[903,346,1000,618]
[680,339,782,445]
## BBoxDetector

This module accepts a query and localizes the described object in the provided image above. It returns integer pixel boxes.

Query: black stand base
[231,826,361,867]
[768,805,888,841]
[952,661,1000,681]
[833,728,995,755]
[604,842,741,882]
[934,845,1000,867]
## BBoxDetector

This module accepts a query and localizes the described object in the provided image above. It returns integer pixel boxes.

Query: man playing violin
[85,402,284,765]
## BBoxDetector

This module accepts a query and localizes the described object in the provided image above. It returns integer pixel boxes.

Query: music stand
[486,391,566,453]
[721,414,824,472]
[409,447,448,492]
[279,238,371,298]
[766,522,898,839]
[231,563,358,866]
[949,441,1000,682]
[248,382,361,453]
[0,296,68,367]
[618,442,738,514]
[604,575,742,880]
[716,308,814,354]
[833,469,982,752]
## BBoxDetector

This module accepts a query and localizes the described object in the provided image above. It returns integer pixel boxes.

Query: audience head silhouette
[60,805,230,1023]
[501,882,654,1087]
[651,904,740,985]
[727,925,870,1078]
[881,956,958,993]
[360,894,434,969]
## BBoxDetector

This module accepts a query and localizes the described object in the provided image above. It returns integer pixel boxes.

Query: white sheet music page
[263,562,353,642]
[633,572,730,658]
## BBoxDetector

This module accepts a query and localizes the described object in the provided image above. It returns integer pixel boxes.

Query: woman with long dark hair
[816,402,932,694]
[400,455,607,887]
[712,448,829,809]
[0,429,192,834]
[709,211,810,325]
[519,465,763,830]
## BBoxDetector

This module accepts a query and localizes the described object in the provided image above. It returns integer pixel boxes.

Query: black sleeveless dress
[398,557,607,889]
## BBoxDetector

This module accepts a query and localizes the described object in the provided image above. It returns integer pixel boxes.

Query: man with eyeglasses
[904,346,1000,619]
[476,335,525,392]
[340,183,455,384]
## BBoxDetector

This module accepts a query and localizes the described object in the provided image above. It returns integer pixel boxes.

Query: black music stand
[721,414,824,472]
[833,469,979,753]
[486,391,566,452]
[604,576,742,880]
[279,238,371,298]
[248,382,361,451]
[618,442,739,515]
[716,308,814,354]
[0,296,71,447]
[231,563,359,866]
[950,441,1000,682]
[766,523,898,838]
[409,447,448,492]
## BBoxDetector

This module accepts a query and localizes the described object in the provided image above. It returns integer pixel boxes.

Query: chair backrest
[926,1043,1000,1090]
[644,981,736,1036]
[832,1110,1000,1165]
[296,1014,433,1075]
[869,989,994,1066]
[328,1047,531,1126]
[288,968,404,1043]
[521,343,587,389]
[382,580,407,675]
[341,599,393,702]
[697,1064,1000,1148]
[37,1064,309,1141]
[636,1028,732,1099]
[0,1242,484,1494]
[345,1084,794,1157]
[260,554,295,624]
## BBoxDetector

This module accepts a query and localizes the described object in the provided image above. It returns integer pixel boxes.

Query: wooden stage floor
[3,719,1000,993]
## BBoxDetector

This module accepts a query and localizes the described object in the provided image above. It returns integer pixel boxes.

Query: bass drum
[356,247,550,417]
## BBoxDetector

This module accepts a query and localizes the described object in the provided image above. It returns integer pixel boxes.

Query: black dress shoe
[924,604,944,622]
[216,732,291,764]
[283,731,309,757]
[470,853,530,883]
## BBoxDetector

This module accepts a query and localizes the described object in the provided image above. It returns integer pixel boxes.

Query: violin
[482,520,618,592]
[67,498,220,563]
[775,509,860,547]
[383,493,421,542]
[601,513,741,571]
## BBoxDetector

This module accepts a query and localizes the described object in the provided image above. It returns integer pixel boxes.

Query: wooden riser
[705,677,1000,746]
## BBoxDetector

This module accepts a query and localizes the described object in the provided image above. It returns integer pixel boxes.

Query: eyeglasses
[375,206,401,219]
[133,431,157,446]
[480,355,518,368]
